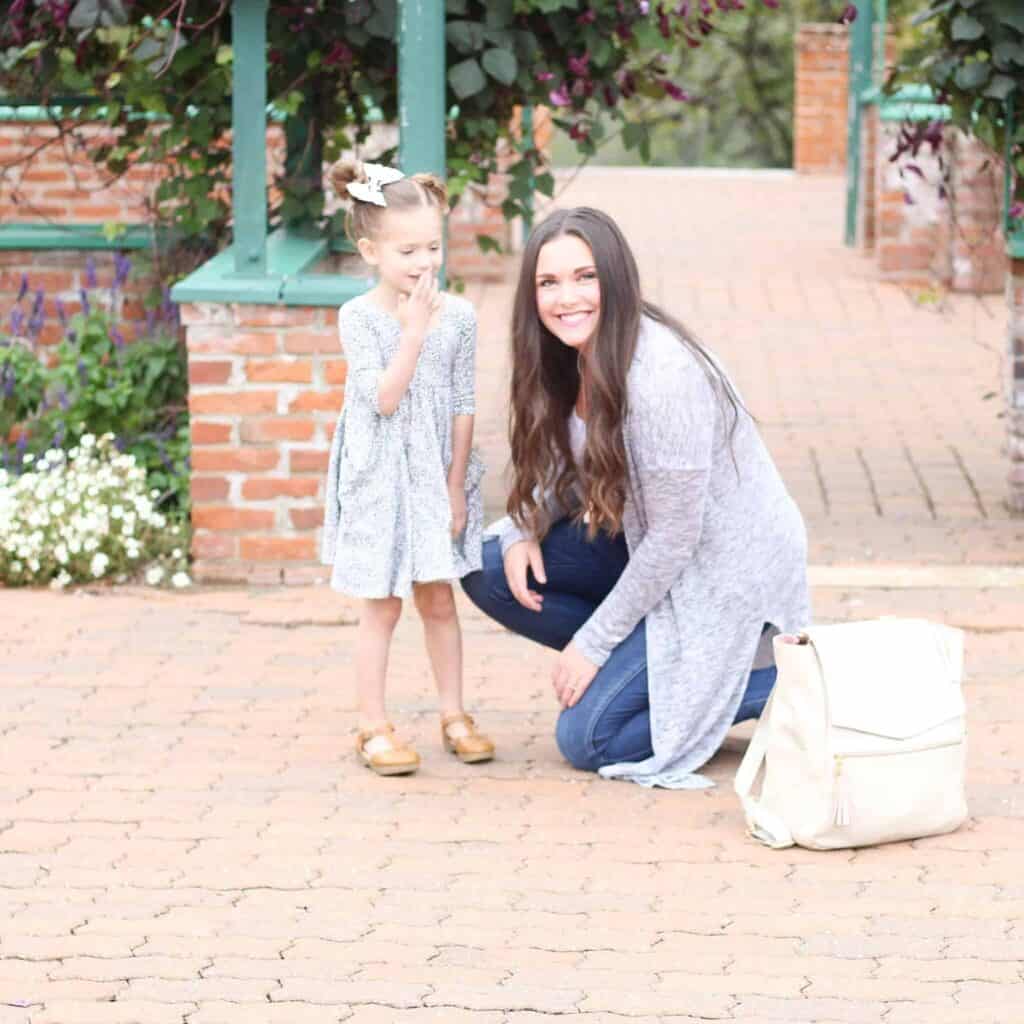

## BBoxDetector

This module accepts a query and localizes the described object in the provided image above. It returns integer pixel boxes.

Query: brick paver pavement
[2,171,1023,1022]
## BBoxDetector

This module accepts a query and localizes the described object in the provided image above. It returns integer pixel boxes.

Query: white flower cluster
[0,434,190,590]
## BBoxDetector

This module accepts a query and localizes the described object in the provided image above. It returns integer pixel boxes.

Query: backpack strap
[733,694,795,849]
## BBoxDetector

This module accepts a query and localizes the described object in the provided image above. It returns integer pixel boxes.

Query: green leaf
[485,0,514,28]
[448,58,487,99]
[447,20,484,54]
[481,48,517,85]
[951,12,985,40]
[911,1,954,27]
[954,60,991,89]
[535,171,555,196]
[477,234,503,253]
[993,41,1024,68]
[215,44,232,65]
[992,0,1024,33]
[983,74,1017,100]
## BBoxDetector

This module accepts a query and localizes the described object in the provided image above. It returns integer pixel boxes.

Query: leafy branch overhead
[0,0,796,268]
[899,0,1024,207]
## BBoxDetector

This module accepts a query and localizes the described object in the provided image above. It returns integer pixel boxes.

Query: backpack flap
[805,619,965,741]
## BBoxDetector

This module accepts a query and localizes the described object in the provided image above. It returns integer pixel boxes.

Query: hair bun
[328,158,365,198]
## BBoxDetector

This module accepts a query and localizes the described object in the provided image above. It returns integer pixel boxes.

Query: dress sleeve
[572,363,718,667]
[451,305,477,416]
[338,304,385,413]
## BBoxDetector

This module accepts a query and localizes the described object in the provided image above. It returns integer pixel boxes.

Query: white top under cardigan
[488,316,810,787]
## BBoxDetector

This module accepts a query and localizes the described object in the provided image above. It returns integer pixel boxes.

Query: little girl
[321,160,493,776]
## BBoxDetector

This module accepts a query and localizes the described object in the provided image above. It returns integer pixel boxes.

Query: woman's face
[534,234,601,352]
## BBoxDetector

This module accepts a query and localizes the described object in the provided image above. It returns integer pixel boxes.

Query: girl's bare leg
[412,582,463,717]
[355,596,403,729]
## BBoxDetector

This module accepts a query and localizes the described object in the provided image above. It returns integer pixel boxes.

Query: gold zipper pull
[833,756,851,828]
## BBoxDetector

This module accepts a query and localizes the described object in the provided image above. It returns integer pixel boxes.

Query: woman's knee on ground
[555,708,601,773]
[413,581,457,624]
[362,596,403,633]
[460,540,515,614]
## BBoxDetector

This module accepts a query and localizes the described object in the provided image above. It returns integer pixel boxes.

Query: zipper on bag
[830,739,963,829]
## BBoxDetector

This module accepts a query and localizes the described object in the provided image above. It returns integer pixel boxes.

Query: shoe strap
[357,722,411,757]
[441,712,476,736]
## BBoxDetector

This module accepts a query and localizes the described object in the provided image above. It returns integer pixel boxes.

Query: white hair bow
[346,163,405,207]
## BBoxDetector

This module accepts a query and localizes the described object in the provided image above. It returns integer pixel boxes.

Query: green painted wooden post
[844,0,876,246]
[398,0,445,177]
[231,0,269,276]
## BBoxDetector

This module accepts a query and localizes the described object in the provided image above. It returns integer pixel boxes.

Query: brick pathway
[2,171,1023,1023]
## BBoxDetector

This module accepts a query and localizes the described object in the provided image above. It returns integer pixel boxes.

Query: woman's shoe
[356,723,420,776]
[440,712,495,764]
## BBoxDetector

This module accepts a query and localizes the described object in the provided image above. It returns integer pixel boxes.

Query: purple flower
[603,84,618,107]
[144,309,156,335]
[27,312,43,339]
[569,121,590,142]
[698,16,714,34]
[77,359,88,385]
[1010,202,1024,220]
[839,3,857,24]
[56,299,67,326]
[57,388,69,410]
[663,81,691,101]
[1,368,13,399]
[111,328,125,349]
[79,289,90,315]
[113,251,131,289]
[761,0,779,7]
[32,290,43,317]
[577,8,596,23]
[10,309,25,336]
[535,70,555,83]
[85,255,97,289]
[549,84,571,108]
[700,0,712,13]
[16,274,28,303]
[638,0,650,11]
[568,52,590,77]
[658,9,671,37]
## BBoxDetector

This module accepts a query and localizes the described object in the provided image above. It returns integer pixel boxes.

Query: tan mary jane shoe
[356,723,420,776]
[440,712,495,764]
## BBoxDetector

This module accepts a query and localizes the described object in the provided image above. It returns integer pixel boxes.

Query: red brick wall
[182,301,342,584]
[948,132,1005,294]
[794,25,850,174]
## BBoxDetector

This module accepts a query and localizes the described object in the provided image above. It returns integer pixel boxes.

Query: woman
[461,207,809,787]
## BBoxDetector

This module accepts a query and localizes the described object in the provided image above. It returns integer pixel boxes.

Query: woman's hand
[503,539,546,612]
[447,479,467,538]
[397,272,439,339]
[552,641,599,708]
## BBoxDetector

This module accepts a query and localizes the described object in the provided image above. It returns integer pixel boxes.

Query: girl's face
[534,233,602,352]
[358,204,444,297]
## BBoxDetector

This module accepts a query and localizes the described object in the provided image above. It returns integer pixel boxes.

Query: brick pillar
[873,120,951,284]
[794,25,850,174]
[182,302,343,584]
[1008,259,1024,513]
[949,132,1007,293]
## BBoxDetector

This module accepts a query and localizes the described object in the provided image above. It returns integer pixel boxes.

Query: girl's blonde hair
[329,159,449,243]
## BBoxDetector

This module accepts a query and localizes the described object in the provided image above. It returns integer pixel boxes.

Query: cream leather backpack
[734,618,967,850]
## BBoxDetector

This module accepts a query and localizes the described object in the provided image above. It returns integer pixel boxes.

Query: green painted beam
[0,223,153,250]
[845,0,876,247]
[1008,234,1024,259]
[231,0,269,276]
[170,228,369,306]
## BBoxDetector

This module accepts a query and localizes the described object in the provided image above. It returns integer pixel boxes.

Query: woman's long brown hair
[507,206,741,540]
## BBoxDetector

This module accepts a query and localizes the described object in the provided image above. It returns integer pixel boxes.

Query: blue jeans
[461,518,777,773]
